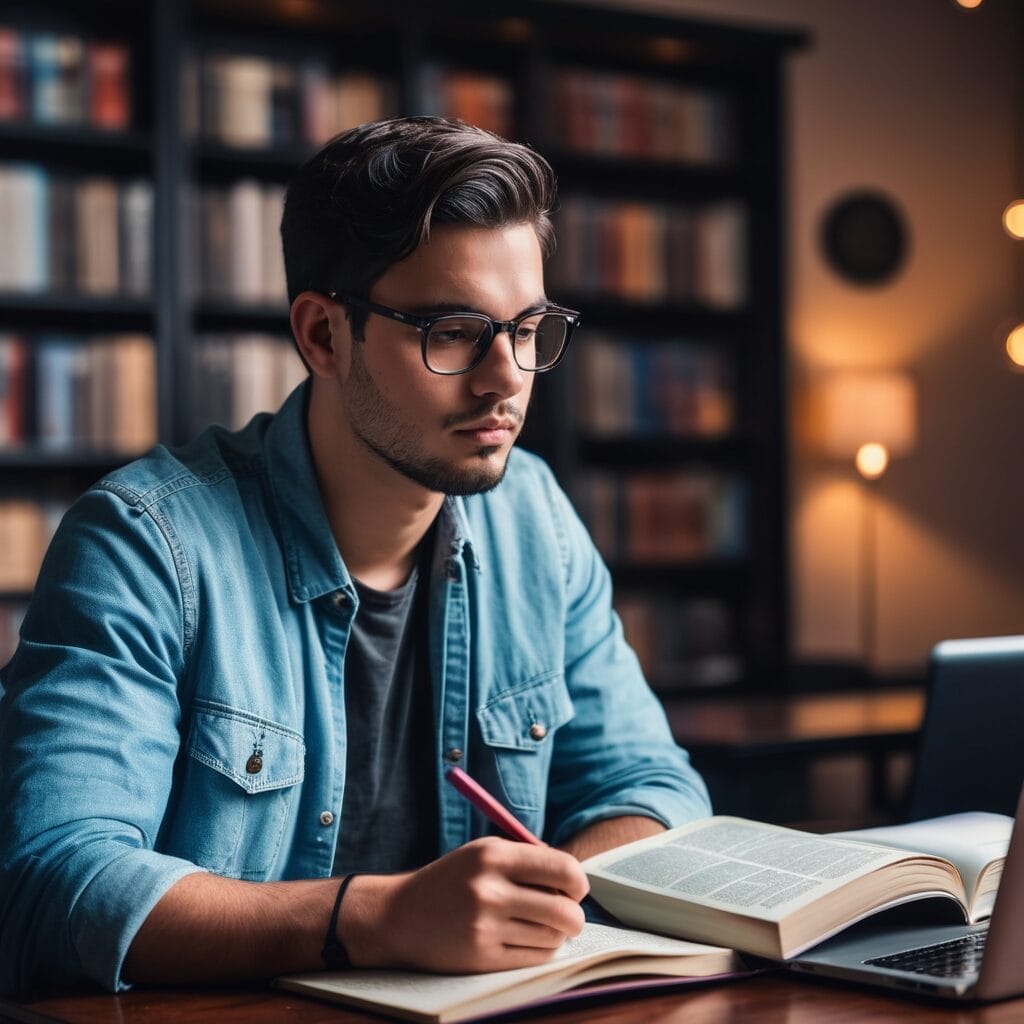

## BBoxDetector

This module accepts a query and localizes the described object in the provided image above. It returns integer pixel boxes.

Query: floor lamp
[810,371,917,675]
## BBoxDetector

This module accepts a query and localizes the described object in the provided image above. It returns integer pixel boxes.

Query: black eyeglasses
[330,292,581,375]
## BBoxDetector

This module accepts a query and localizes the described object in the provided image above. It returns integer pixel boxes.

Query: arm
[124,838,588,982]
[543,476,712,845]
[0,489,201,995]
[559,815,666,862]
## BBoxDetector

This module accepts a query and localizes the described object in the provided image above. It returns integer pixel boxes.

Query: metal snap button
[320,811,335,826]
[444,747,464,763]
[332,591,348,607]
[245,754,263,774]
[529,723,547,741]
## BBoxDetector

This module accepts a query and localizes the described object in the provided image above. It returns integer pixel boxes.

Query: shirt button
[319,811,335,826]
[332,591,348,607]
[444,747,464,763]
[529,723,548,741]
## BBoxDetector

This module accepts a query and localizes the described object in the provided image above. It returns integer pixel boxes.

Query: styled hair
[280,116,558,338]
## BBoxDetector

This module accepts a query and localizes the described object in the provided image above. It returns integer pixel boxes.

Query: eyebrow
[404,297,549,319]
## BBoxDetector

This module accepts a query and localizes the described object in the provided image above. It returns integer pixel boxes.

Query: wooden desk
[3,974,1024,1024]
[665,688,926,824]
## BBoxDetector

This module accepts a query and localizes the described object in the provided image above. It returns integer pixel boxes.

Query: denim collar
[264,381,478,604]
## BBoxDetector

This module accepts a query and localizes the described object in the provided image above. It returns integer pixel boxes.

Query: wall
[559,0,1023,674]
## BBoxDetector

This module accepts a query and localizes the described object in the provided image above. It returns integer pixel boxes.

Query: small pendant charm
[247,726,265,774]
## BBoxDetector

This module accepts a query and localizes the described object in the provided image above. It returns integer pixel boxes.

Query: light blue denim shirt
[0,381,709,995]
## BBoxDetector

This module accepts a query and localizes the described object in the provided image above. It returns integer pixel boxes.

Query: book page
[276,922,732,1021]
[832,812,1012,913]
[587,817,906,921]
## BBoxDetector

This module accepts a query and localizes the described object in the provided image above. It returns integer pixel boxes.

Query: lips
[454,418,518,445]
[457,419,517,433]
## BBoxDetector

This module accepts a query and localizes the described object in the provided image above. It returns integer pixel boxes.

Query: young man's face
[337,222,544,496]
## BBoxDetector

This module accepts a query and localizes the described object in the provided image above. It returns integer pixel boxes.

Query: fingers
[483,840,591,904]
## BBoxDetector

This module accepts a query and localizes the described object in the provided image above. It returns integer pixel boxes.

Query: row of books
[183,51,396,150]
[549,69,735,165]
[0,499,66,592]
[0,334,156,452]
[0,600,27,672]
[189,181,287,306]
[615,593,742,689]
[416,63,514,139]
[576,335,735,438]
[551,197,747,308]
[0,27,131,131]
[574,470,747,564]
[0,164,151,296]
[190,334,307,433]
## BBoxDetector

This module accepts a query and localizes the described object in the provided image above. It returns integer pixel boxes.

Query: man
[0,117,709,994]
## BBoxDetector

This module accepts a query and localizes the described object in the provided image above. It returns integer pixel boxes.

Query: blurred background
[0,0,1020,829]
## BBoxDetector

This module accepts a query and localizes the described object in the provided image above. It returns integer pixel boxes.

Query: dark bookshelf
[0,0,804,695]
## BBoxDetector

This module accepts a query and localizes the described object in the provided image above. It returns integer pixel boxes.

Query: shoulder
[94,416,272,512]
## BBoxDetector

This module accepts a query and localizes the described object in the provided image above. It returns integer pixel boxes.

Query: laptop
[906,635,1024,820]
[789,637,1024,1001]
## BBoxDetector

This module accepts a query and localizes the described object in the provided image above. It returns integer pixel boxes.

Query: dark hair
[280,116,558,339]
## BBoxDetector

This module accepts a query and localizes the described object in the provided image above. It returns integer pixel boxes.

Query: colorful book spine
[551,197,747,309]
[197,51,395,150]
[576,335,735,438]
[0,164,152,295]
[0,499,68,592]
[190,333,307,434]
[573,470,747,564]
[195,181,287,306]
[29,334,156,452]
[551,68,735,165]
[614,593,741,689]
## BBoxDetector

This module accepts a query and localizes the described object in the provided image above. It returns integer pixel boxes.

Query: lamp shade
[810,371,917,459]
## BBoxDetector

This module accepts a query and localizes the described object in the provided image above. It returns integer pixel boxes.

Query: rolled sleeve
[542,480,711,847]
[0,487,201,994]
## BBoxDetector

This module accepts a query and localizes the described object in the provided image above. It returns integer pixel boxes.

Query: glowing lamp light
[954,0,984,8]
[809,370,917,480]
[1007,324,1024,368]
[1003,201,1024,240]
[856,443,890,480]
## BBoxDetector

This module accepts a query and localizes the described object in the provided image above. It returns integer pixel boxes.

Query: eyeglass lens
[425,313,568,373]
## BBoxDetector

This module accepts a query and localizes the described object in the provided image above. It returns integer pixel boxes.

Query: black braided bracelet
[321,873,359,970]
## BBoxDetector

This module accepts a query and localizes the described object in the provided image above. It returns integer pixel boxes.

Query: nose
[468,327,525,399]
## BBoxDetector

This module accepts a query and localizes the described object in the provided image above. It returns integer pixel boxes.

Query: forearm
[123,871,349,984]
[124,839,591,984]
[558,815,665,862]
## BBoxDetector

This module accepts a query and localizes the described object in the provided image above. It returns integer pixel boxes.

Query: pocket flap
[187,702,305,794]
[476,673,575,751]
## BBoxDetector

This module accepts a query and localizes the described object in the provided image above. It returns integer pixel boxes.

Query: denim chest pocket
[178,702,305,879]
[476,673,575,811]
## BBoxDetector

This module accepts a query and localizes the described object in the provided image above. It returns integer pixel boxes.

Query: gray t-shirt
[331,535,438,876]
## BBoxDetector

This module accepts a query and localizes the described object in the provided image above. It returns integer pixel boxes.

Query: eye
[431,328,470,344]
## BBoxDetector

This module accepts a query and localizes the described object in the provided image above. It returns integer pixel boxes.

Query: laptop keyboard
[864,931,987,977]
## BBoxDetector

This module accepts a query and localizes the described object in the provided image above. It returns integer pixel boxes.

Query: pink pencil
[444,766,543,845]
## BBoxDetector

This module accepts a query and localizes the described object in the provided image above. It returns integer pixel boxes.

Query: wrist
[335,872,409,968]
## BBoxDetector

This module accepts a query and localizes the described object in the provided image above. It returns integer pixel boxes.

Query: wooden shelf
[0,293,154,331]
[577,435,749,468]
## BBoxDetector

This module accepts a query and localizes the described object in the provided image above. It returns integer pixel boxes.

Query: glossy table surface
[4,972,1024,1024]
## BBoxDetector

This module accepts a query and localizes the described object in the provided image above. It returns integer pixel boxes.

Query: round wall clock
[820,190,908,286]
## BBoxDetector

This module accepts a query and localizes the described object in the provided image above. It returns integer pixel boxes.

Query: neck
[307,381,444,591]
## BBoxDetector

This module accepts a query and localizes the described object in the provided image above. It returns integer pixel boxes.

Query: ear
[290,291,351,380]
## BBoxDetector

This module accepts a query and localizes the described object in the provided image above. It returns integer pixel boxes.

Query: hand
[342,838,589,973]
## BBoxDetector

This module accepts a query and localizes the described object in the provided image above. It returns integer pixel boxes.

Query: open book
[274,922,741,1024]
[583,812,1013,961]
